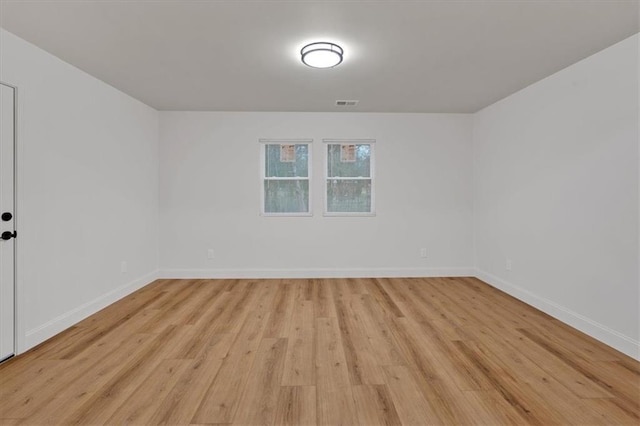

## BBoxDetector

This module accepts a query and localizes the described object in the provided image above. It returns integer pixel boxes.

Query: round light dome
[300,42,343,68]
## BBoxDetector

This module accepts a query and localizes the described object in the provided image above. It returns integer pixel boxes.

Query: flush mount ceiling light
[300,42,343,68]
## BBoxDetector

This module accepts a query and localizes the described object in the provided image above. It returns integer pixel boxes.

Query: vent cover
[335,100,359,106]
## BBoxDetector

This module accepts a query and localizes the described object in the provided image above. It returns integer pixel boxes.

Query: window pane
[264,180,309,213]
[327,179,371,213]
[265,144,309,177]
[327,144,371,177]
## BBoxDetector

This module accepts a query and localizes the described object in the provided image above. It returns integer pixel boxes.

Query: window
[324,140,375,215]
[260,139,312,216]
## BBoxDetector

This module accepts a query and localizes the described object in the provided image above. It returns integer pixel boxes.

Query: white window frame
[323,139,376,217]
[259,139,313,217]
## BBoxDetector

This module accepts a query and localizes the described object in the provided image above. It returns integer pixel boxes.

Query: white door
[0,83,16,362]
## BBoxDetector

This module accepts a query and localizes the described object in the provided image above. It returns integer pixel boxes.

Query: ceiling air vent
[335,100,359,107]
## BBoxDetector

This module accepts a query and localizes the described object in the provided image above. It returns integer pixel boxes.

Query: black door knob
[1,212,12,221]
[1,231,16,240]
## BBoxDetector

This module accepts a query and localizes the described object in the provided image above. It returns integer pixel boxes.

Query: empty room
[0,0,638,425]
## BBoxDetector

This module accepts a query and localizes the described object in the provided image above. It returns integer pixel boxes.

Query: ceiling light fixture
[300,42,343,68]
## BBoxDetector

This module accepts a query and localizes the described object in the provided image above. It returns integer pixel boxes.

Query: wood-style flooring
[0,277,638,425]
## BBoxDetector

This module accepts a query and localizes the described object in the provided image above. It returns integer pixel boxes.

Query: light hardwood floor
[1,277,638,425]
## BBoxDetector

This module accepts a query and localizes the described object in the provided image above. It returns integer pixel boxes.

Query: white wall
[0,29,160,352]
[473,34,639,359]
[160,112,473,277]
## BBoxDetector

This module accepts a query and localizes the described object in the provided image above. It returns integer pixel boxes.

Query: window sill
[260,212,313,217]
[323,212,376,217]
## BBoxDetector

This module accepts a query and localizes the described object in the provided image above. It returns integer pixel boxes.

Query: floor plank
[105,358,189,425]
[281,299,315,386]
[352,384,403,426]
[233,337,287,425]
[383,364,443,425]
[334,297,386,385]
[315,317,359,426]
[148,333,236,425]
[274,385,317,426]
[191,311,270,424]
[264,282,295,338]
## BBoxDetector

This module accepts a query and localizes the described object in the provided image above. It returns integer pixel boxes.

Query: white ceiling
[1,0,638,113]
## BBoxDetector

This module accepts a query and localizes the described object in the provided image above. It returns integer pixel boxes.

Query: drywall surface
[473,34,639,359]
[0,28,160,352]
[159,112,474,278]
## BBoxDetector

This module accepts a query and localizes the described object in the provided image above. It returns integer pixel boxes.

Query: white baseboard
[475,269,640,361]
[160,267,475,279]
[24,270,160,351]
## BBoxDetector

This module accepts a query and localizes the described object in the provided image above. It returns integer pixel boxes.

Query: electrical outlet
[207,249,215,259]
[505,258,512,271]
[121,261,127,273]
[420,248,427,258]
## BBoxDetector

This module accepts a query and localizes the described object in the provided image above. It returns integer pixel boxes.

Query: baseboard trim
[24,269,160,351]
[160,267,475,279]
[475,269,640,361]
